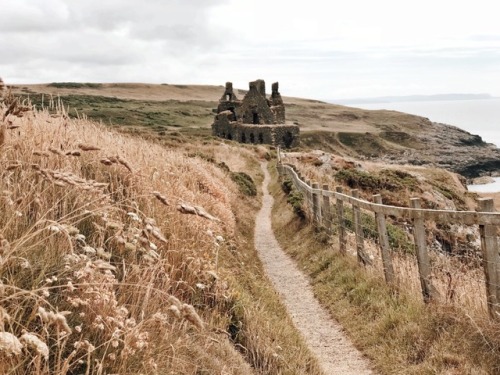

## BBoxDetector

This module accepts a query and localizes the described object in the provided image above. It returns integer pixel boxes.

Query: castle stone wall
[211,79,299,148]
[212,122,299,148]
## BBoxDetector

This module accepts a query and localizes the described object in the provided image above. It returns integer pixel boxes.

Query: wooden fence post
[374,194,395,285]
[312,182,321,225]
[410,198,436,303]
[477,198,500,319]
[322,184,332,235]
[336,186,346,255]
[306,180,313,218]
[352,190,371,266]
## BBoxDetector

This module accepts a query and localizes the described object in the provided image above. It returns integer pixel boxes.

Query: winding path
[254,162,374,375]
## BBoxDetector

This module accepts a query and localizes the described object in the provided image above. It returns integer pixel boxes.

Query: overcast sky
[2,0,500,100]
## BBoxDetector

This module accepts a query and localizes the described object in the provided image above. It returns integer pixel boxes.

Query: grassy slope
[10,83,431,145]
[0,101,322,374]
[269,161,500,375]
[5,82,499,373]
[17,82,498,173]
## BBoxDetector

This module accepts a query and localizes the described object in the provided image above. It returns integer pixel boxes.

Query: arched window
[249,133,255,143]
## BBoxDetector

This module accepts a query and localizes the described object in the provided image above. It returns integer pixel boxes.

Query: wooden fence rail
[277,160,500,319]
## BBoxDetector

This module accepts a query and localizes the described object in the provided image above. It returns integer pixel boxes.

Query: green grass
[23,93,216,134]
[338,132,387,156]
[47,82,103,89]
[230,172,257,196]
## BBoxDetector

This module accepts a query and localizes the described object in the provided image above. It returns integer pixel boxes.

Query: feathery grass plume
[116,155,133,173]
[152,191,170,206]
[38,306,72,334]
[20,333,49,360]
[177,202,220,221]
[100,157,113,166]
[48,147,65,156]
[181,304,204,330]
[77,143,101,151]
[0,332,23,357]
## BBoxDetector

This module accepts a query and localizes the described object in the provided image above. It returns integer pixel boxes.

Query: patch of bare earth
[254,162,375,375]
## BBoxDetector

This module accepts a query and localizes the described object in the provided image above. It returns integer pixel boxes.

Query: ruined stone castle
[211,79,299,148]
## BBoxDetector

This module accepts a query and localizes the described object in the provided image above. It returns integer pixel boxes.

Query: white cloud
[1,0,499,99]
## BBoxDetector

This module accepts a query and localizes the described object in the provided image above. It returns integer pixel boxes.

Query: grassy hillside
[0,90,323,374]
[11,82,499,179]
[4,81,499,373]
[269,161,500,374]
[9,82,426,140]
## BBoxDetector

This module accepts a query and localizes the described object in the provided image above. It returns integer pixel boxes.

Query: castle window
[226,94,231,101]
[241,133,246,143]
[258,133,264,143]
[250,133,255,143]
[229,107,236,121]
[253,112,259,124]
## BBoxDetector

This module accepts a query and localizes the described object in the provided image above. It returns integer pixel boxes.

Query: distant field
[11,82,427,136]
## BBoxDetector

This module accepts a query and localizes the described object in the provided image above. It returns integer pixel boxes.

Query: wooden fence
[277,158,500,319]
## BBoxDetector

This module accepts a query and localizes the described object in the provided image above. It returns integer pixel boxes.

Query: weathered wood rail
[277,158,500,319]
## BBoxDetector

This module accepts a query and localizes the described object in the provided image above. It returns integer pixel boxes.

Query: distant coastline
[335,97,500,149]
[331,93,494,105]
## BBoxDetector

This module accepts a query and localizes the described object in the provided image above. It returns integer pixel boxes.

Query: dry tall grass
[0,85,324,374]
[282,153,493,317]
[270,163,500,374]
[0,94,251,373]
[0,105,245,374]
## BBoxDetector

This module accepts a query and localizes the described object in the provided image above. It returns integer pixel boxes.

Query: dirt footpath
[254,162,375,375]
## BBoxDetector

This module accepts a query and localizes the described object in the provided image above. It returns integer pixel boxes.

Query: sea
[347,98,500,192]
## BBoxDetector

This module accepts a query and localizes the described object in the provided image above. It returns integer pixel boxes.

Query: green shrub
[48,82,102,89]
[287,190,306,219]
[230,172,257,196]
[281,179,294,194]
[336,168,420,193]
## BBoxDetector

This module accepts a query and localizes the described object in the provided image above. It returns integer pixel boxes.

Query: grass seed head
[20,333,49,360]
[181,304,204,330]
[0,332,23,357]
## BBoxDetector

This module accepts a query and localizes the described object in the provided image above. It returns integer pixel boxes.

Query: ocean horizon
[344,98,500,148]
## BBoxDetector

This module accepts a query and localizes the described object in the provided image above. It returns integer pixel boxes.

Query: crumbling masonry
[211,80,299,148]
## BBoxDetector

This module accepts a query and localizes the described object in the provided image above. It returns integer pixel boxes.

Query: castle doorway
[282,131,294,148]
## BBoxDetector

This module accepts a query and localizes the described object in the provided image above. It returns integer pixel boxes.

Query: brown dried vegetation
[0,84,321,374]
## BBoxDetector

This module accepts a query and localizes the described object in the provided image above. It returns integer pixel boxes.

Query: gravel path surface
[254,162,375,375]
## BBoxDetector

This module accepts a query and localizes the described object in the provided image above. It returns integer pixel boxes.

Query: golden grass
[0,89,322,373]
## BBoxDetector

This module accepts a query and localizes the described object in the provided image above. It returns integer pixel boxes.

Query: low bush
[230,172,257,196]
